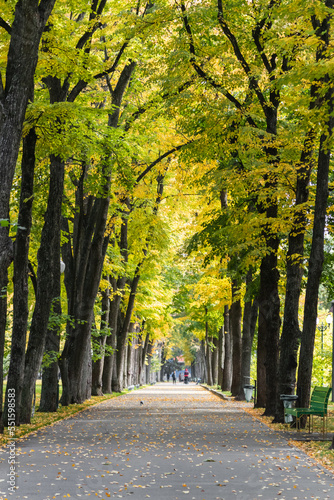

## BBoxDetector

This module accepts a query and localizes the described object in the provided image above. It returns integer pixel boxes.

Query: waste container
[280,394,298,423]
[243,384,255,402]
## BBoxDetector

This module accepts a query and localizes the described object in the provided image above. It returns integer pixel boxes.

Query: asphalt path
[0,383,334,500]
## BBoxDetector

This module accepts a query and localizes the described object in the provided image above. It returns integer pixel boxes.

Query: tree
[0,0,56,430]
[297,0,334,410]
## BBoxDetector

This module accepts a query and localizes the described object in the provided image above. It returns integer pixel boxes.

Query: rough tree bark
[112,172,167,392]
[140,330,150,385]
[212,336,219,385]
[3,127,36,425]
[241,278,256,397]
[217,0,282,416]
[297,52,334,409]
[217,326,224,389]
[0,0,56,275]
[60,192,110,405]
[0,0,56,430]
[277,1,333,421]
[61,61,137,404]
[222,305,232,392]
[0,274,7,433]
[92,286,110,396]
[205,310,213,386]
[20,154,65,423]
[297,124,333,407]
[230,282,243,399]
[102,275,126,393]
[258,235,280,416]
[114,272,142,392]
[275,130,315,422]
[39,295,61,413]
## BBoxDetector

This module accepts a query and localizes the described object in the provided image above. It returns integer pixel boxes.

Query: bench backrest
[309,386,332,413]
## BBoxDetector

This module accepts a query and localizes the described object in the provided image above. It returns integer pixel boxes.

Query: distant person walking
[172,371,176,384]
[184,368,189,384]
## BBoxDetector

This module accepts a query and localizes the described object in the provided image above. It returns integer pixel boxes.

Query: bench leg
[296,416,300,432]
[322,415,327,439]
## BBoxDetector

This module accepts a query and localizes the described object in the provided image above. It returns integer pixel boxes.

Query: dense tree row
[1,0,334,429]
[165,0,334,422]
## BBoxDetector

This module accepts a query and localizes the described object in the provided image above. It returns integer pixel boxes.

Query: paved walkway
[0,383,334,499]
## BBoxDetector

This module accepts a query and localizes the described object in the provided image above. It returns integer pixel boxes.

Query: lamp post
[318,322,327,353]
[317,321,327,385]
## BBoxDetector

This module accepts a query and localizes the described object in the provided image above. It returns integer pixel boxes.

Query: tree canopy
[1,0,334,427]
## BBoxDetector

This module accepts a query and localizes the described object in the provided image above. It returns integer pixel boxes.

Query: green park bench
[284,386,332,438]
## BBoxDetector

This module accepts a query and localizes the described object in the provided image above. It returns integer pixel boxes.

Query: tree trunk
[139,330,150,385]
[0,0,55,296]
[102,274,126,394]
[39,297,61,413]
[92,287,110,396]
[297,126,333,407]
[217,326,224,389]
[241,299,253,396]
[212,336,219,385]
[258,244,280,415]
[127,324,136,387]
[205,312,213,386]
[3,127,36,426]
[279,2,333,420]
[61,194,110,405]
[297,2,334,411]
[258,105,281,416]
[20,154,64,423]
[113,171,166,392]
[58,56,136,405]
[0,271,7,433]
[200,340,207,383]
[115,272,141,392]
[160,343,166,382]
[275,131,314,422]
[123,342,128,389]
[145,338,153,383]
[230,287,242,398]
[222,305,232,391]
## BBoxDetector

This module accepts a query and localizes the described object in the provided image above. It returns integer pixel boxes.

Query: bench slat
[284,386,331,436]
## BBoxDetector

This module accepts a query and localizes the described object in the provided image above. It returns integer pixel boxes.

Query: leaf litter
[0,384,334,499]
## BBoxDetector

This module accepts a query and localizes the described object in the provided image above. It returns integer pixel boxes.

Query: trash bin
[243,384,255,402]
[280,394,298,423]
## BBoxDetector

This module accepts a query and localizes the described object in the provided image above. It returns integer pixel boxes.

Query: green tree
[0,0,56,431]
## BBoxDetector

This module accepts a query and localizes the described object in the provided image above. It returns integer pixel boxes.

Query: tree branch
[93,41,129,80]
[124,78,195,131]
[252,21,274,75]
[0,17,11,34]
[179,2,258,129]
[179,2,248,112]
[76,0,108,52]
[64,0,109,101]
[252,0,280,76]
[217,1,270,117]
[136,142,192,184]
